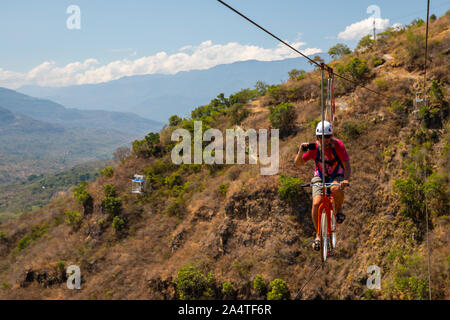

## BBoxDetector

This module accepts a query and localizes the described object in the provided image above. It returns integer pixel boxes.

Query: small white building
[131,174,145,194]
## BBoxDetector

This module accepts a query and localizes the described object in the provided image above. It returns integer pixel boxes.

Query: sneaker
[337,212,346,224]
[312,238,321,251]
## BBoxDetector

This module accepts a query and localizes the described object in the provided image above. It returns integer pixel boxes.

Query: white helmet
[316,121,333,135]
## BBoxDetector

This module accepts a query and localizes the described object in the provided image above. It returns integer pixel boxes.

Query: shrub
[104,184,117,197]
[221,282,234,297]
[253,275,267,296]
[409,18,425,28]
[424,172,449,217]
[181,164,202,174]
[269,102,297,137]
[229,103,250,125]
[73,182,93,209]
[217,183,229,196]
[340,121,366,140]
[99,166,114,178]
[396,276,428,300]
[393,178,424,220]
[132,132,162,158]
[17,236,32,251]
[429,80,445,104]
[277,174,303,203]
[375,77,388,90]
[63,210,83,229]
[371,56,385,68]
[164,197,186,219]
[1,282,11,290]
[388,264,429,300]
[266,84,287,104]
[336,57,370,84]
[175,265,215,300]
[103,196,122,217]
[164,172,182,189]
[0,231,6,242]
[405,31,425,69]
[56,260,65,272]
[17,224,48,252]
[390,100,408,114]
[97,218,107,228]
[311,119,320,129]
[112,216,125,232]
[267,278,290,300]
[103,185,121,217]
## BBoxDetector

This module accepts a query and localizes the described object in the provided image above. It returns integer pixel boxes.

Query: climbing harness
[314,142,344,183]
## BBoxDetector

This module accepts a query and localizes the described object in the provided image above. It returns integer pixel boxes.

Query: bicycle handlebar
[301,182,347,188]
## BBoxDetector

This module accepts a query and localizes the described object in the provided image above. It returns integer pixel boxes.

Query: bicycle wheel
[331,210,337,249]
[331,199,337,249]
[320,209,329,262]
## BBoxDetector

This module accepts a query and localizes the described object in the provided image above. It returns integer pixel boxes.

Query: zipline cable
[424,0,431,91]
[423,0,432,301]
[216,0,390,99]
[294,262,322,299]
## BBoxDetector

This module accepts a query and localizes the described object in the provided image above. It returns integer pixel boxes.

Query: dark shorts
[311,175,344,198]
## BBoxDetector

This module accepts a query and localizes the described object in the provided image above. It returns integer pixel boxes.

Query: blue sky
[0,0,448,88]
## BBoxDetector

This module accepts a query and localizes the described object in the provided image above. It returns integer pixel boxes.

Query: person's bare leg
[330,181,344,213]
[312,195,322,240]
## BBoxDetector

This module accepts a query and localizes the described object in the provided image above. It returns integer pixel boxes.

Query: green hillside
[0,107,132,184]
[0,160,107,223]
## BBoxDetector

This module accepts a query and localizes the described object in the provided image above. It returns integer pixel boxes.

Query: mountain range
[0,105,132,183]
[18,57,320,122]
[0,87,162,136]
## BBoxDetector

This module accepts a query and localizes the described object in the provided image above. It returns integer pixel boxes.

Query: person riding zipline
[294,121,351,251]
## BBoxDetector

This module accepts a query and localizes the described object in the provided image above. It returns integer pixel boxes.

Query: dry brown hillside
[0,13,448,300]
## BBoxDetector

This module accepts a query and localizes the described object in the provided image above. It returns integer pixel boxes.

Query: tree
[112,216,125,232]
[357,35,374,51]
[113,146,131,163]
[308,55,324,69]
[175,265,215,299]
[267,278,290,300]
[255,81,269,96]
[169,115,182,127]
[288,69,306,81]
[268,102,297,137]
[229,88,258,105]
[73,181,93,215]
[145,132,160,146]
[328,43,351,59]
[336,57,370,83]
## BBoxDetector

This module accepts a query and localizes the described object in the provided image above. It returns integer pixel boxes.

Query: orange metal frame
[317,188,337,253]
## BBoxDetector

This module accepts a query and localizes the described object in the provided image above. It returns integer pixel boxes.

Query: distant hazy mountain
[0,87,162,136]
[18,57,320,122]
[0,106,134,184]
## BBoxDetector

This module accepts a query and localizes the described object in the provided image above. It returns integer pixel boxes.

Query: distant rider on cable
[294,121,351,251]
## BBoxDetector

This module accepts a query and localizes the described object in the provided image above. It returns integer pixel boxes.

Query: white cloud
[0,41,322,89]
[338,17,390,41]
